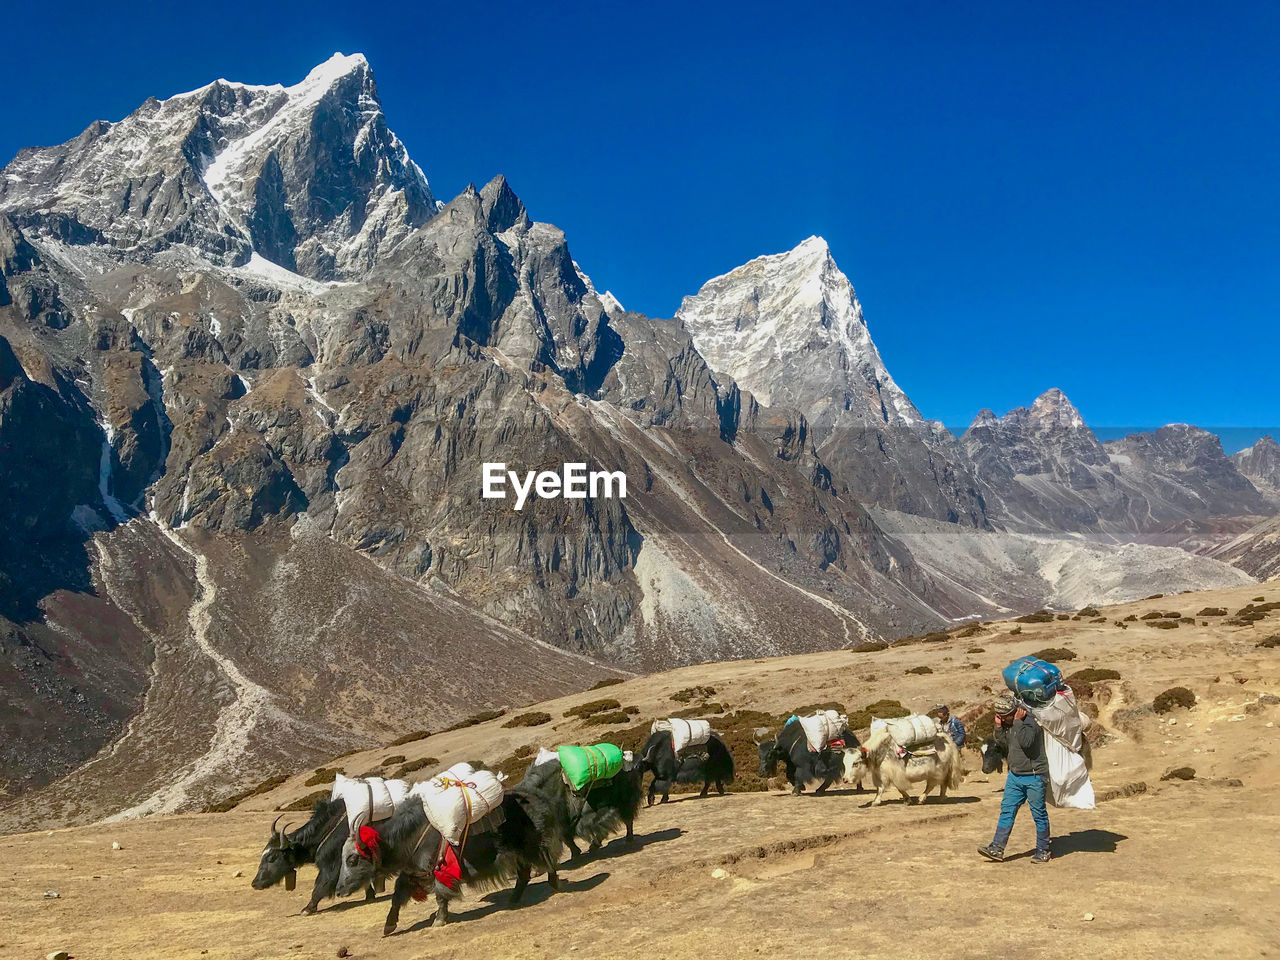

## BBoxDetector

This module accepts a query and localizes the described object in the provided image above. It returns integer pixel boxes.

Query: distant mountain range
[0,54,1271,827]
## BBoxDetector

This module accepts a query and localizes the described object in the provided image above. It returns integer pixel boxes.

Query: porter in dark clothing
[978,695,1051,863]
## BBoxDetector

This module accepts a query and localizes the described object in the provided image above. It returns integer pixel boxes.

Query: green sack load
[557,743,624,793]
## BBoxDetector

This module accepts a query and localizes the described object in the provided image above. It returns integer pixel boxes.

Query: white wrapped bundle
[797,710,848,751]
[532,747,559,767]
[1029,690,1095,809]
[331,774,411,831]
[871,714,940,749]
[410,762,506,844]
[651,718,712,755]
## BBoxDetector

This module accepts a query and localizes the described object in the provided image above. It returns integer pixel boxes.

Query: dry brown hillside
[5,581,1280,959]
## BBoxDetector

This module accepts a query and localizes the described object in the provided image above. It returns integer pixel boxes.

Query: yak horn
[271,815,284,837]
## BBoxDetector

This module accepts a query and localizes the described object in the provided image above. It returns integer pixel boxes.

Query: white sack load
[532,747,560,767]
[410,762,506,844]
[1028,690,1095,810]
[871,714,940,750]
[797,710,849,751]
[651,718,712,755]
[331,775,411,832]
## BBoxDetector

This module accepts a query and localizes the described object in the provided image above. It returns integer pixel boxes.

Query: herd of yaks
[250,711,967,935]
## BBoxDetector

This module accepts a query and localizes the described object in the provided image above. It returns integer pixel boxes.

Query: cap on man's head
[936,704,949,714]
[993,694,1017,715]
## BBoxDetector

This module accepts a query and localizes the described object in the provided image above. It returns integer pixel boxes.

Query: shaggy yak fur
[518,756,645,858]
[756,717,857,795]
[850,728,965,805]
[252,801,385,914]
[637,731,735,805]
[334,787,564,935]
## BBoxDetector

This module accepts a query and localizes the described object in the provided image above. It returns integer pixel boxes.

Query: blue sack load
[1002,657,1063,705]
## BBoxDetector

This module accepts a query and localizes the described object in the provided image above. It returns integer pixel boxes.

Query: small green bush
[905,665,934,675]
[502,711,552,728]
[590,677,624,689]
[304,766,340,787]
[967,646,985,654]
[1009,626,1023,636]
[1256,635,1280,649]
[1198,607,1227,617]
[380,755,406,767]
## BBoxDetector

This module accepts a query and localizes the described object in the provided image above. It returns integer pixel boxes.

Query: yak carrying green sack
[557,743,624,793]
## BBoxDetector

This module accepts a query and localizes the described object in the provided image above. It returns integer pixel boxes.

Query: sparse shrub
[1068,668,1121,682]
[1253,596,1266,602]
[513,744,534,758]
[277,790,329,812]
[1153,686,1196,714]
[1152,620,1179,629]
[590,677,624,689]
[922,631,950,643]
[1178,617,1195,624]
[1031,647,1077,663]
[1123,615,1137,622]
[1257,635,1280,649]
[304,767,341,787]
[1198,607,1227,617]
[1077,606,1101,618]
[380,755,407,767]
[1140,611,1164,620]
[954,624,984,638]
[445,709,505,731]
[848,699,910,730]
[502,711,552,728]
[967,646,985,654]
[585,710,630,726]
[672,702,723,717]
[202,772,293,813]
[564,698,622,719]
[391,756,440,779]
[1009,626,1023,636]
[793,701,846,716]
[905,665,933,675]
[849,640,889,652]
[670,686,716,703]
[1015,611,1055,624]
[1145,593,1164,600]
[1067,679,1095,700]
[624,705,641,714]
[1056,614,1070,621]
[386,730,430,747]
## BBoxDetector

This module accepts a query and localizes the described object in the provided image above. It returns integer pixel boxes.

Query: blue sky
[3,1,1277,433]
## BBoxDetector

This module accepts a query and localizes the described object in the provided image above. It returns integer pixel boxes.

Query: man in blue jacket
[936,704,966,748]
[978,694,1051,863]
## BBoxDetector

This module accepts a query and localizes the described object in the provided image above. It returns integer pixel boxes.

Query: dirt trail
[5,583,1280,958]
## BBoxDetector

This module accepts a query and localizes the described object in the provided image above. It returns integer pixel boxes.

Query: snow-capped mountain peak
[676,235,920,440]
[0,52,434,281]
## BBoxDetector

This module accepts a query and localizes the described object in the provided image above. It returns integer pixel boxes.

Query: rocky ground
[4,582,1278,959]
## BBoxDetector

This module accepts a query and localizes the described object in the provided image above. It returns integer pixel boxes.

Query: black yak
[252,805,383,914]
[334,787,564,934]
[637,730,734,805]
[518,754,644,858]
[756,717,856,795]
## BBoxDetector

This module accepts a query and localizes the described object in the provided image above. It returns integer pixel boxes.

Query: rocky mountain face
[0,53,434,281]
[1232,436,1280,507]
[960,392,1269,535]
[0,56,957,823]
[0,54,1263,826]
[677,237,989,527]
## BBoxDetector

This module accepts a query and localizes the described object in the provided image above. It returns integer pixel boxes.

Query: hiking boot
[1032,849,1051,863]
[977,843,1006,862]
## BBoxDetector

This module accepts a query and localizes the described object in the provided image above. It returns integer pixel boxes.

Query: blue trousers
[994,772,1050,851]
